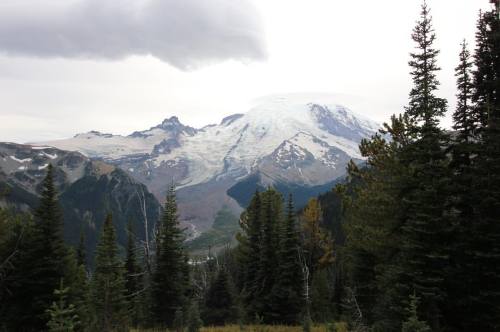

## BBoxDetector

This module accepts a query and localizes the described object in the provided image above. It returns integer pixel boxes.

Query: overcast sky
[0,0,493,143]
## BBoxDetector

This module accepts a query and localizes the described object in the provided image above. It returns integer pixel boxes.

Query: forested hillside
[0,143,161,265]
[0,2,499,331]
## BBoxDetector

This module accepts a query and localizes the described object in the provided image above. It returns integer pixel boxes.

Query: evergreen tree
[173,307,185,332]
[337,116,411,330]
[310,269,334,324]
[152,184,189,327]
[467,6,500,330]
[187,300,203,332]
[444,39,480,331]
[405,2,447,129]
[337,3,452,329]
[449,39,476,221]
[453,40,476,142]
[401,293,431,332]
[124,220,142,326]
[90,214,129,331]
[254,188,282,322]
[69,232,91,328]
[63,248,90,330]
[398,2,450,328]
[6,164,70,330]
[46,279,80,332]
[269,194,303,324]
[76,230,86,268]
[472,10,496,129]
[203,268,239,326]
[237,190,262,316]
[0,211,36,330]
[445,41,490,330]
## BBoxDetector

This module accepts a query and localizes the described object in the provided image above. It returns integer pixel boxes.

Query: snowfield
[39,94,380,190]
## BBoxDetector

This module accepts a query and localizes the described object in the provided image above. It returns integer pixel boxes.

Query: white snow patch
[42,152,57,159]
[35,93,379,188]
[40,129,175,160]
[30,146,52,150]
[38,164,49,170]
[289,133,339,167]
[10,156,32,163]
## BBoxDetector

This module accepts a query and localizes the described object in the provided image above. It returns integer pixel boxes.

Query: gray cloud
[0,0,266,69]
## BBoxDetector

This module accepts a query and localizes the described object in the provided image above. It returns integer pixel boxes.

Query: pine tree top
[453,40,475,139]
[94,214,121,271]
[406,1,447,130]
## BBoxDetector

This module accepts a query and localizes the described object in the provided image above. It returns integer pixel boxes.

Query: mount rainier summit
[40,94,380,230]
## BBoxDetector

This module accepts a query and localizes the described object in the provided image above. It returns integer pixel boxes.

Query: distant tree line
[0,164,335,331]
[0,164,192,331]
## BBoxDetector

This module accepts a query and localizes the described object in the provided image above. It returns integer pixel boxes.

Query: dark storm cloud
[0,0,266,69]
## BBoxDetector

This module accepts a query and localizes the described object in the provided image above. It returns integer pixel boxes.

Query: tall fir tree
[467,6,500,330]
[269,194,303,324]
[255,188,282,322]
[337,3,453,330]
[472,10,496,130]
[453,40,476,141]
[405,1,447,129]
[450,39,476,199]
[398,2,451,329]
[444,39,479,331]
[236,190,262,317]
[90,214,129,331]
[5,164,70,330]
[152,185,189,327]
[236,188,303,323]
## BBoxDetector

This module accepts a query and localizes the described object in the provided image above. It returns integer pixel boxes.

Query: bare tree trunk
[135,187,152,275]
[298,247,311,322]
[344,287,368,332]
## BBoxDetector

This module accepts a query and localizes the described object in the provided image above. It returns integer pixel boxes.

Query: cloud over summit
[0,0,267,69]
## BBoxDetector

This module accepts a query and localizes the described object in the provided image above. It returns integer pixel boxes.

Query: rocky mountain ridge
[38,94,379,230]
[0,142,161,264]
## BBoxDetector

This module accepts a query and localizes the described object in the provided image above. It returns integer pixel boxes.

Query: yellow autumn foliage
[301,198,335,270]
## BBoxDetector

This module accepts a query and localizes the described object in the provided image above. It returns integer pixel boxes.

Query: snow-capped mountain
[0,142,162,263]
[39,94,379,230]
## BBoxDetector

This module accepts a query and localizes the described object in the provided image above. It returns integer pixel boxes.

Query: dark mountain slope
[0,143,161,265]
